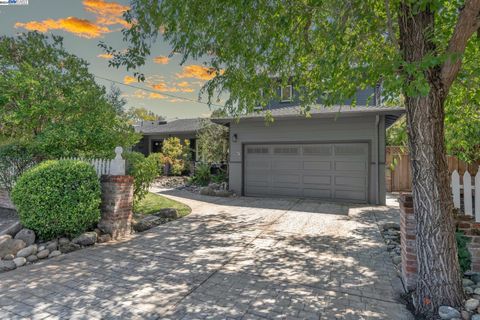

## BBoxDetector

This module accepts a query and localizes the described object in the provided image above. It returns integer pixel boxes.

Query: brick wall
[400,193,480,291]
[98,175,134,240]
[400,194,417,290]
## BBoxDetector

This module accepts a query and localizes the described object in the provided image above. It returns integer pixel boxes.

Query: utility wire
[94,74,224,108]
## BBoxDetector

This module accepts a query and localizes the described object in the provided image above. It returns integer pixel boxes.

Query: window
[280,85,293,102]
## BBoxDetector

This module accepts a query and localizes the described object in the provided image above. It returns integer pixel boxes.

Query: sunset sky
[0,0,219,120]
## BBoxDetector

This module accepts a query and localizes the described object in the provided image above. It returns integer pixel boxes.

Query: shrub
[211,168,228,184]
[456,231,471,273]
[11,160,101,240]
[124,151,158,203]
[0,142,39,191]
[162,137,191,175]
[190,162,211,186]
[148,152,165,176]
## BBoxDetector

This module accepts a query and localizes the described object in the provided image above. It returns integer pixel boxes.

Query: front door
[151,140,163,153]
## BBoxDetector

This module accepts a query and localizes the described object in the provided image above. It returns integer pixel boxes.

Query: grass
[133,192,191,217]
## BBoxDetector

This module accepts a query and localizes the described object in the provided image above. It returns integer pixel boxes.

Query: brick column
[98,175,134,240]
[400,193,417,290]
[456,215,480,272]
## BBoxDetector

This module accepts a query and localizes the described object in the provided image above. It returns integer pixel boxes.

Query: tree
[197,119,229,163]
[105,1,480,316]
[126,106,164,124]
[0,32,139,158]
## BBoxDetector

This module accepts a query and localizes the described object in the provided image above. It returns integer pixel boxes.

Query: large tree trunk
[399,2,465,318]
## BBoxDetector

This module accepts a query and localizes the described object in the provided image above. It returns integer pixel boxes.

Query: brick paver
[0,189,413,319]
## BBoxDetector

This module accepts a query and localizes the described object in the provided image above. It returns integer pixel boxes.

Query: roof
[134,118,207,135]
[212,104,405,127]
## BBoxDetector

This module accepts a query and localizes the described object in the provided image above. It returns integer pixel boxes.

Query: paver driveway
[0,189,413,320]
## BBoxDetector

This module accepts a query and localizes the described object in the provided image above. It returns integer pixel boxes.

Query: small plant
[11,160,101,240]
[456,231,471,273]
[124,151,159,204]
[190,163,211,186]
[211,168,228,184]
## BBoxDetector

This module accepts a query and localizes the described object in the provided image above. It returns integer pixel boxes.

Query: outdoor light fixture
[233,134,238,142]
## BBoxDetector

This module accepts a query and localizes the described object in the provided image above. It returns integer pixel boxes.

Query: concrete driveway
[0,189,413,319]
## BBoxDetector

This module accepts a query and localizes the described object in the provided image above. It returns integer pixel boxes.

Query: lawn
[133,192,191,217]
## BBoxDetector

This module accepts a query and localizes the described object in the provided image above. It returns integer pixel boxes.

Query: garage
[244,143,369,202]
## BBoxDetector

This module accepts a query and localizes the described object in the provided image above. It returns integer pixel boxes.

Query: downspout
[375,115,380,205]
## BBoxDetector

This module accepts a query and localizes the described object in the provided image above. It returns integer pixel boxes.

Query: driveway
[0,190,413,320]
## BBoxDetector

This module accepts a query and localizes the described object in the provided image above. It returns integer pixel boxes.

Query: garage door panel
[303,175,331,185]
[334,161,367,172]
[272,159,302,170]
[272,187,302,197]
[303,188,332,198]
[273,174,301,184]
[334,176,366,188]
[335,189,366,201]
[303,161,332,171]
[244,143,368,203]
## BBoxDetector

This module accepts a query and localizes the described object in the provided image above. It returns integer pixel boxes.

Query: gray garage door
[244,143,369,202]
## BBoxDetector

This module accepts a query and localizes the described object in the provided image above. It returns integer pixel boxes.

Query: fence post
[464,171,473,216]
[476,171,480,222]
[452,170,460,209]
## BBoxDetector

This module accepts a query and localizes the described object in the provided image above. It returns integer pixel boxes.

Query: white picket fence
[452,170,480,221]
[61,146,125,177]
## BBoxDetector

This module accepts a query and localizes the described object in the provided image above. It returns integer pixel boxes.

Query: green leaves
[11,160,101,240]
[0,32,140,158]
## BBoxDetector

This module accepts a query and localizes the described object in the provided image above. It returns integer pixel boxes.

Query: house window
[280,85,292,102]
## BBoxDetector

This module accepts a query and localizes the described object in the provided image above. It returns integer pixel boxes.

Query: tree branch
[441,0,480,91]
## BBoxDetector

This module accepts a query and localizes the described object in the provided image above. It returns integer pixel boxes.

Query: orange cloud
[149,93,167,99]
[15,17,110,39]
[177,81,190,88]
[153,56,169,64]
[151,81,194,93]
[176,65,222,81]
[97,53,113,59]
[127,90,166,100]
[124,75,136,84]
[83,0,130,27]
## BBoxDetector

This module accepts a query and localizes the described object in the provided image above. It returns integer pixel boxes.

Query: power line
[94,74,224,108]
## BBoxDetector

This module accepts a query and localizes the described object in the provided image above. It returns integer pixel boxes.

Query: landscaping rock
[48,250,61,258]
[0,238,25,258]
[392,255,401,265]
[472,314,480,320]
[461,310,471,320]
[0,260,16,272]
[474,288,480,295]
[26,254,38,263]
[153,208,179,219]
[439,306,461,319]
[38,245,46,252]
[13,257,26,267]
[46,240,58,252]
[59,240,80,253]
[72,232,97,246]
[466,299,480,311]
[381,222,400,231]
[37,249,49,259]
[465,287,474,294]
[0,221,22,237]
[133,215,164,232]
[14,228,35,246]
[472,273,480,284]
[3,254,14,260]
[200,187,215,196]
[16,245,37,258]
[97,234,111,243]
[464,279,475,287]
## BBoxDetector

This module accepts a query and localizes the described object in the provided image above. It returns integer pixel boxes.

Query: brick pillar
[456,215,480,272]
[98,175,134,240]
[400,193,417,290]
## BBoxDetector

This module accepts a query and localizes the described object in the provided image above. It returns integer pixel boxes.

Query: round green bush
[11,160,101,240]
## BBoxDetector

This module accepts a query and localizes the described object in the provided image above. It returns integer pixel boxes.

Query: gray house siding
[228,115,386,204]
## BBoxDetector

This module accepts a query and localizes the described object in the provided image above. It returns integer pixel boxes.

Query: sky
[0,0,219,120]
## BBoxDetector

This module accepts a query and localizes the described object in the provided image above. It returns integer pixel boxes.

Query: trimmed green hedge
[11,160,101,240]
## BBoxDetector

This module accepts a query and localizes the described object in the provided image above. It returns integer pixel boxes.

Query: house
[133,118,207,160]
[213,86,404,205]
